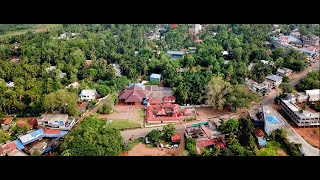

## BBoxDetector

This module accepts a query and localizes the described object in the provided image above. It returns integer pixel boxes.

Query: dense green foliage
[272,129,303,156]
[59,115,124,156]
[10,125,29,140]
[185,138,197,156]
[279,83,296,93]
[43,89,78,115]
[0,24,315,117]
[0,129,11,144]
[295,72,320,91]
[0,24,35,34]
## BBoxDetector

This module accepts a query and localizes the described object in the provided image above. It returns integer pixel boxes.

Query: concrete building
[265,74,283,87]
[79,89,97,101]
[276,68,293,77]
[262,106,284,136]
[149,73,161,82]
[305,89,320,101]
[37,114,77,130]
[303,35,319,46]
[167,51,185,59]
[195,24,202,34]
[280,99,320,127]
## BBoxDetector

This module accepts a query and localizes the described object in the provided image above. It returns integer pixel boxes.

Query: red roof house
[16,118,38,129]
[119,85,152,104]
[0,141,17,155]
[171,134,181,143]
[163,96,176,103]
[1,117,13,125]
[156,108,166,116]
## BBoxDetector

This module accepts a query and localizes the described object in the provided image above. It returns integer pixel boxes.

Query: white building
[305,89,320,102]
[262,106,284,136]
[195,24,202,34]
[66,82,80,89]
[276,68,293,77]
[45,66,57,73]
[79,89,97,101]
[6,82,14,88]
[265,74,283,87]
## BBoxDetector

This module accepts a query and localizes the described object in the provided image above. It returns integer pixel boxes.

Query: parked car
[172,144,179,148]
[145,137,150,144]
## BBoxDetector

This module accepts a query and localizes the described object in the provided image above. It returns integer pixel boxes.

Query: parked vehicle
[145,137,150,144]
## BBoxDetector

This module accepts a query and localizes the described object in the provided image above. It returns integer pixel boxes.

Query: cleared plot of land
[106,119,141,130]
[123,143,183,156]
[293,127,320,149]
[99,104,144,124]
[0,24,62,37]
[195,107,245,121]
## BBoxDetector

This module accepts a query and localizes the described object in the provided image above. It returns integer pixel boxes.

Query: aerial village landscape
[0,24,319,156]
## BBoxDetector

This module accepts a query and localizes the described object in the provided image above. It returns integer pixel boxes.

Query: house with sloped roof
[149,73,161,82]
[265,74,283,87]
[118,85,152,105]
[79,89,97,101]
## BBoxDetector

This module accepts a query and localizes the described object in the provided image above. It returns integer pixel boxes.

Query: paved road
[289,60,319,87]
[271,108,320,156]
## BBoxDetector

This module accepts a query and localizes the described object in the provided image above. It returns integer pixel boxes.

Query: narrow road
[289,60,319,86]
[77,95,111,122]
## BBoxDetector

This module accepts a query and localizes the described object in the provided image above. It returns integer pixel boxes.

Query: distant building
[149,73,161,82]
[83,60,93,69]
[222,51,229,56]
[45,66,56,73]
[1,117,13,125]
[265,74,283,87]
[37,114,76,130]
[6,82,14,88]
[66,82,80,89]
[276,68,293,77]
[195,24,202,34]
[188,47,197,53]
[262,106,284,135]
[305,89,320,102]
[167,51,185,59]
[290,31,300,38]
[79,89,97,101]
[112,64,122,77]
[303,35,319,46]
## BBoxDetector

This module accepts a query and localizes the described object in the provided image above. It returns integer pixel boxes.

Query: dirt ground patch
[293,127,320,149]
[276,149,288,156]
[195,107,245,121]
[124,143,171,156]
[99,104,144,124]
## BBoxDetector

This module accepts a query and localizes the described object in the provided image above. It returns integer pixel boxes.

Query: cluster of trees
[271,129,303,156]
[0,24,35,35]
[59,115,124,156]
[147,123,176,146]
[205,76,259,111]
[295,71,320,91]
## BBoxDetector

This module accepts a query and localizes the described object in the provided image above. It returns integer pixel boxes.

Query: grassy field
[0,24,62,37]
[107,119,141,130]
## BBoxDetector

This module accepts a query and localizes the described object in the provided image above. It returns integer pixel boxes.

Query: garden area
[106,119,141,130]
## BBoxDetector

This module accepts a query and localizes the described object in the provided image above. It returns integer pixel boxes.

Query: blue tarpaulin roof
[150,73,161,79]
[128,83,143,88]
[266,116,280,124]
[258,139,267,146]
[15,140,25,150]
[302,49,316,55]
[30,129,44,137]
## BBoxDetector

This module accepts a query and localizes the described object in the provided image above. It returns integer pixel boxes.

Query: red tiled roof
[183,108,193,115]
[156,108,166,115]
[200,125,212,137]
[254,128,265,137]
[196,139,226,149]
[0,141,17,155]
[28,118,37,128]
[2,117,13,125]
[146,103,181,123]
[44,129,61,134]
[125,93,143,103]
[171,134,180,142]
[163,96,176,102]
[119,85,152,103]
[148,98,164,105]
[197,139,215,148]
